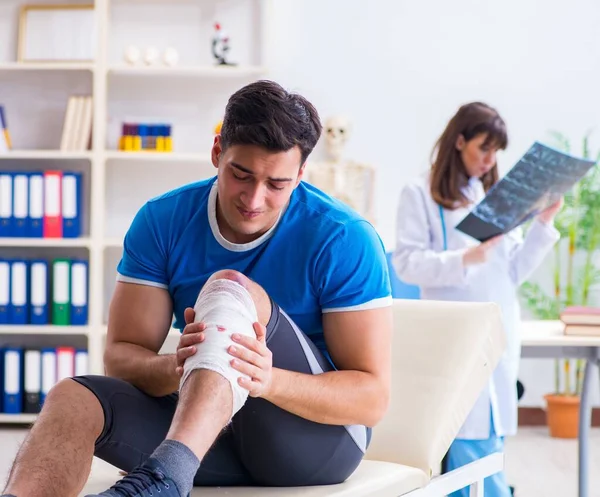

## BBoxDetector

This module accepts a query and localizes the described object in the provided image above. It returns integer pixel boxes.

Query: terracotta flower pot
[544,394,580,439]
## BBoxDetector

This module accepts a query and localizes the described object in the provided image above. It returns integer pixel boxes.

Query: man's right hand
[462,235,503,266]
[175,308,206,376]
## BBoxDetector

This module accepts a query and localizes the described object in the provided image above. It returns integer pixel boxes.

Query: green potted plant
[520,131,600,438]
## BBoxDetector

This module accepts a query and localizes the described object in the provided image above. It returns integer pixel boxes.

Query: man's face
[211,136,304,244]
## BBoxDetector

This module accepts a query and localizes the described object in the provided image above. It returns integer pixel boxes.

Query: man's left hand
[228,322,273,398]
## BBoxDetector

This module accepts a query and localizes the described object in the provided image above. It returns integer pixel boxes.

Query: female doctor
[393,102,562,497]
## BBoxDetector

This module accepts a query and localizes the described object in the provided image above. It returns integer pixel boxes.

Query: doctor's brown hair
[430,102,508,209]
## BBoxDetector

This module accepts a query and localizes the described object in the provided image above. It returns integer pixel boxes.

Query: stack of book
[561,306,600,336]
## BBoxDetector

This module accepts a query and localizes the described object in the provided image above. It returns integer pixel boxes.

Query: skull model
[324,115,352,163]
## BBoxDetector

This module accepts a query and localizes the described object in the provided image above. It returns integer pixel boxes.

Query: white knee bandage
[180,278,258,420]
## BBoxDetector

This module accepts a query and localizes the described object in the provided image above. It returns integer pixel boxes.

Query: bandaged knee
[180,278,258,420]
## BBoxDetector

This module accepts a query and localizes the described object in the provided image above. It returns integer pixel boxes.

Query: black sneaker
[85,458,183,497]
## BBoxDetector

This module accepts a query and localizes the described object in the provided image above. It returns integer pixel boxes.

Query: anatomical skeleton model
[305,116,376,224]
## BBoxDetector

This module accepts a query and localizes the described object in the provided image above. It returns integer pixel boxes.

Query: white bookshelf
[0,414,37,424]
[0,326,89,336]
[0,150,93,160]
[108,65,266,78]
[0,0,270,421]
[0,63,94,72]
[105,151,211,163]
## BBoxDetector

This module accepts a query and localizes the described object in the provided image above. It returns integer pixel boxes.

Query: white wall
[266,0,600,407]
[268,0,600,248]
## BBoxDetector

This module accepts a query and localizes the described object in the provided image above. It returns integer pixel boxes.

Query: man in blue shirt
[3,81,392,497]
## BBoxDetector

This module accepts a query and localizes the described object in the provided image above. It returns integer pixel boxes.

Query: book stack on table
[561,306,600,336]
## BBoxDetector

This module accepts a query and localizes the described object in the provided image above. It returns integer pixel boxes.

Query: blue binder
[30,260,49,325]
[28,172,44,238]
[74,349,88,376]
[0,260,9,324]
[70,259,88,325]
[0,348,3,412]
[62,172,82,238]
[0,172,13,237]
[3,347,23,414]
[9,260,29,325]
[12,173,28,238]
[40,348,56,405]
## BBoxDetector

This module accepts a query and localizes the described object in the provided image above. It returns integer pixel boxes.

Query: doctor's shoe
[85,457,186,497]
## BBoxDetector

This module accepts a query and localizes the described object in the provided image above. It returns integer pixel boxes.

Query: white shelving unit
[0,0,270,422]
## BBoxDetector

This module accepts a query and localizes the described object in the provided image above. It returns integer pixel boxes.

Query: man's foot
[86,458,183,496]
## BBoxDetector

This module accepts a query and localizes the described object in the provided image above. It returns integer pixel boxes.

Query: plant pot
[544,394,580,439]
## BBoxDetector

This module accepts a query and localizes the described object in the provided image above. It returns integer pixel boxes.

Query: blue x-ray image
[456,142,596,242]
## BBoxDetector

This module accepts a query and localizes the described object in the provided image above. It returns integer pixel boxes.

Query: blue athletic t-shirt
[116,176,392,357]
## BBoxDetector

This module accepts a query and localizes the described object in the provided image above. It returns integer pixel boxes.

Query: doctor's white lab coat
[393,174,560,440]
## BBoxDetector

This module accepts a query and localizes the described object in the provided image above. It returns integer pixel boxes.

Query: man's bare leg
[3,379,104,497]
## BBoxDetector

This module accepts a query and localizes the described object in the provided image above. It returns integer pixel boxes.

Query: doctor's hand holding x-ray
[462,196,562,267]
[393,102,561,497]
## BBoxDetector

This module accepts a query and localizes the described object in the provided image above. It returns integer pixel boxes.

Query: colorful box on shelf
[0,170,82,238]
[1,347,88,415]
[0,258,88,326]
[119,123,173,152]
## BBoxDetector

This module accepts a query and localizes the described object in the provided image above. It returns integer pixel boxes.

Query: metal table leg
[578,360,595,497]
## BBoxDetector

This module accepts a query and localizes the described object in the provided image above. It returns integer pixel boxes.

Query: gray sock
[149,439,199,496]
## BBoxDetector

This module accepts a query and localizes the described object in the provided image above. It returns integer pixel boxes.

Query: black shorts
[72,300,370,487]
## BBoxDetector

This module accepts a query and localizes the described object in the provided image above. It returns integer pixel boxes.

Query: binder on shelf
[3,348,23,414]
[0,172,13,236]
[62,172,82,238]
[0,260,9,324]
[75,349,88,376]
[30,260,49,325]
[56,347,74,382]
[9,260,28,325]
[13,173,28,238]
[40,348,56,405]
[24,350,41,414]
[70,260,88,325]
[43,171,62,238]
[28,173,44,238]
[52,259,70,325]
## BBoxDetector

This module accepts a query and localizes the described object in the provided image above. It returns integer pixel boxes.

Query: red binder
[43,171,63,238]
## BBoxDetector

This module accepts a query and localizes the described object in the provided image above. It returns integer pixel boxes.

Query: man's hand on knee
[228,322,274,399]
[175,308,207,377]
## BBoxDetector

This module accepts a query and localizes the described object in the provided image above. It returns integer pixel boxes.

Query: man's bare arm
[263,306,392,427]
[104,281,178,397]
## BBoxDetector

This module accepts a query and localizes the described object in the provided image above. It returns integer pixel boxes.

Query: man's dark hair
[220,80,322,164]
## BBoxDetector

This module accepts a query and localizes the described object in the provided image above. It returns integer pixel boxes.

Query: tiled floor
[0,426,598,496]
